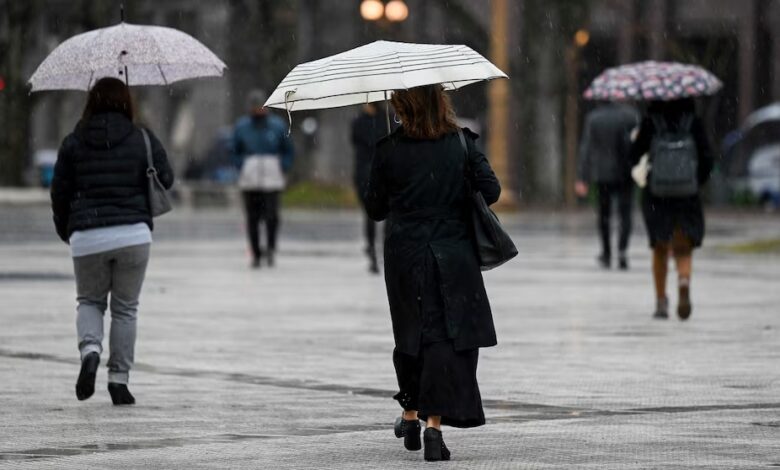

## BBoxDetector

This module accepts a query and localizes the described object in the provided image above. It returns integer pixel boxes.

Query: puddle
[752,421,780,428]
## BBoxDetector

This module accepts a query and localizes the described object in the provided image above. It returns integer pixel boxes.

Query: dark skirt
[393,341,485,428]
[391,253,485,429]
[641,191,705,248]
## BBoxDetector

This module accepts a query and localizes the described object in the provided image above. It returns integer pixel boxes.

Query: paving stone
[0,207,778,468]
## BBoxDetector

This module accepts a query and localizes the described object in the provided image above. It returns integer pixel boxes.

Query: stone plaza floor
[0,207,778,468]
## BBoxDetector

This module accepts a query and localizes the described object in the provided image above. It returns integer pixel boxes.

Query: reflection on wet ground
[0,272,73,281]
[1,347,778,461]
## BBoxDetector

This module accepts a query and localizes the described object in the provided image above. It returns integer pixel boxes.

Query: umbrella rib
[157,64,169,86]
[292,48,471,73]
[283,54,482,81]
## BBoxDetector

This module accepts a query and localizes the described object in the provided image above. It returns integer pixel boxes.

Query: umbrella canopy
[264,40,507,111]
[583,61,722,102]
[725,102,780,174]
[29,22,226,92]
[740,102,780,135]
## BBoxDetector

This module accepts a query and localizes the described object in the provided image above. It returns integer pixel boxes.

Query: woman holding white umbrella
[32,14,225,404]
[266,40,509,461]
[365,85,501,462]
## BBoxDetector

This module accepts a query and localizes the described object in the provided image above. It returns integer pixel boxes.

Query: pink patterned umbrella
[583,61,722,101]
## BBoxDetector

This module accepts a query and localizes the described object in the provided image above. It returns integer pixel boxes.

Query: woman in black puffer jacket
[51,77,173,405]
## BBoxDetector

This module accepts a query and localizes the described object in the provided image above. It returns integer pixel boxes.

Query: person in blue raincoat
[232,89,294,268]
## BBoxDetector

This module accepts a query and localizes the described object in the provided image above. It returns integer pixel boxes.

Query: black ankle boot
[394,416,421,451]
[75,352,100,401]
[678,283,692,320]
[423,427,450,461]
[107,383,135,405]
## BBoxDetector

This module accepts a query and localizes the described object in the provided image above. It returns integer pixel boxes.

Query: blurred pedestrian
[232,89,294,268]
[630,98,714,320]
[575,103,639,269]
[351,102,386,274]
[364,85,500,462]
[51,77,174,405]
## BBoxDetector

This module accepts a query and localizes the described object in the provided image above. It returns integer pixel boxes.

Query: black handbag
[457,129,518,271]
[140,128,172,217]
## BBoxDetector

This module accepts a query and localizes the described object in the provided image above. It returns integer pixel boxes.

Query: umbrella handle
[384,90,391,134]
[284,90,294,137]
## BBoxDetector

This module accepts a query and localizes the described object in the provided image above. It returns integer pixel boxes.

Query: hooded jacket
[51,112,174,242]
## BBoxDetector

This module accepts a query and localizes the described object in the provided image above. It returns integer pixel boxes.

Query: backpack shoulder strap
[679,113,695,132]
[650,114,667,134]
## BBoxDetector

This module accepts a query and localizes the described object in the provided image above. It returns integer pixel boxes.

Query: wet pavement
[0,206,779,468]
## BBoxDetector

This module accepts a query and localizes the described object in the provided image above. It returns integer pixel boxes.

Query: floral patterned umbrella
[583,61,722,101]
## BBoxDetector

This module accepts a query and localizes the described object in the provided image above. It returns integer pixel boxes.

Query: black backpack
[649,114,699,198]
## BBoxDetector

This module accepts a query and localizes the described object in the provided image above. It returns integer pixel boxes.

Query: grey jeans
[73,243,150,384]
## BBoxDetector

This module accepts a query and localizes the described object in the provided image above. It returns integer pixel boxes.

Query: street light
[360,0,384,21]
[360,0,408,22]
[385,0,409,22]
[574,29,590,48]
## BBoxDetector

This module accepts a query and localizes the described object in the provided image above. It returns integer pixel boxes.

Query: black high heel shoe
[423,427,451,461]
[394,416,422,451]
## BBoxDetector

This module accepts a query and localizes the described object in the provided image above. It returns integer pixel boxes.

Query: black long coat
[364,127,500,356]
[630,104,714,248]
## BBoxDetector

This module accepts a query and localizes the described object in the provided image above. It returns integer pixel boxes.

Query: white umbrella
[29,22,226,92]
[264,40,507,112]
[741,102,780,135]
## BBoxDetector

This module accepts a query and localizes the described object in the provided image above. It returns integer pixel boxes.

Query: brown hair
[391,85,459,139]
[82,77,134,121]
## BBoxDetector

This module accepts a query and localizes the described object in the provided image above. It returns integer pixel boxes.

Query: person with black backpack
[630,98,714,320]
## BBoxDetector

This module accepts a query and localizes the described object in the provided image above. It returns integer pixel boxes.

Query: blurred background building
[1,0,779,206]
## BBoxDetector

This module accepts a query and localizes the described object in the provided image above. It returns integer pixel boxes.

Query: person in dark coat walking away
[232,89,294,268]
[351,102,387,274]
[364,85,500,462]
[630,98,714,320]
[51,77,174,405]
[575,103,639,269]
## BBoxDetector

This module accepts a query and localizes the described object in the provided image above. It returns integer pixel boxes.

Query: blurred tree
[227,0,297,121]
[0,0,37,186]
[516,0,590,203]
[0,0,115,186]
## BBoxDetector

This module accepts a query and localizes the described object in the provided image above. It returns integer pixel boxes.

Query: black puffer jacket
[51,112,174,242]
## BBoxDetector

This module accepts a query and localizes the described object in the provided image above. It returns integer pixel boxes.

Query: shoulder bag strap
[456,129,472,192]
[140,128,155,175]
